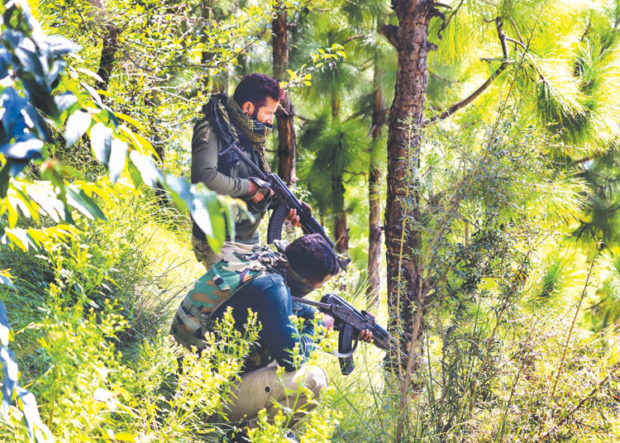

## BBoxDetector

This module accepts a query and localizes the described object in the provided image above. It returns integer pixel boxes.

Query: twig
[443,0,465,30]
[550,249,599,398]
[542,375,610,439]
[343,34,365,44]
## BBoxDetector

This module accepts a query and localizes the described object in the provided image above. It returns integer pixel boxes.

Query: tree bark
[328,76,349,254]
[385,0,433,374]
[96,23,120,91]
[272,3,297,185]
[334,169,349,253]
[90,0,120,91]
[367,56,386,307]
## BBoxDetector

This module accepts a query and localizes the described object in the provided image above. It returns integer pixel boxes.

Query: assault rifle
[206,95,348,269]
[292,293,407,375]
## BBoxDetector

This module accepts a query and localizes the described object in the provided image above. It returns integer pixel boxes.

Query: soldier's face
[242,97,279,125]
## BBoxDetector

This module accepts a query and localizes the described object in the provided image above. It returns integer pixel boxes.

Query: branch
[444,0,465,30]
[343,34,365,44]
[424,17,509,126]
[508,17,525,45]
[506,36,526,50]
[431,3,450,40]
[380,24,399,47]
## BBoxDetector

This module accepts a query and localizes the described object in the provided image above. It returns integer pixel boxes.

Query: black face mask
[250,107,260,120]
[251,106,273,130]
[285,264,315,297]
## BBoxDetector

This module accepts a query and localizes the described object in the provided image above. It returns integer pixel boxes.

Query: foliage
[0,0,237,256]
[0,0,618,441]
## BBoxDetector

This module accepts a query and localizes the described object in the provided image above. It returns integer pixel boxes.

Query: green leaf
[164,175,191,213]
[7,200,18,228]
[89,123,112,164]
[54,92,78,116]
[75,67,103,83]
[0,163,11,198]
[0,136,43,161]
[129,151,162,188]
[202,192,226,252]
[80,81,103,107]
[66,187,106,221]
[191,193,214,240]
[218,196,236,242]
[127,161,143,189]
[116,113,145,132]
[108,139,127,183]
[64,110,91,146]
[5,229,27,251]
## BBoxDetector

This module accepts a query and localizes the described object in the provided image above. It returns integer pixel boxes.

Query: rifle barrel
[291,296,331,310]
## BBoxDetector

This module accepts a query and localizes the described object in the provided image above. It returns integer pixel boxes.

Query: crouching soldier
[170,234,371,427]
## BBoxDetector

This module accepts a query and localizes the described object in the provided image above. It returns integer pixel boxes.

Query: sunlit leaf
[54,92,78,114]
[164,174,192,213]
[0,136,43,161]
[44,34,81,55]
[108,139,127,183]
[75,67,103,83]
[64,110,91,146]
[129,151,162,188]
[66,187,106,221]
[89,122,112,164]
[116,113,145,132]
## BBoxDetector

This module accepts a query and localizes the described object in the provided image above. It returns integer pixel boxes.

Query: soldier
[191,73,302,269]
[171,234,372,432]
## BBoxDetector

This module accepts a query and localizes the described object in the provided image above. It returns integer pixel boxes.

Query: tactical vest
[170,246,286,351]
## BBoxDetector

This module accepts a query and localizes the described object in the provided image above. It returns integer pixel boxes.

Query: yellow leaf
[113,432,135,442]
[6,201,17,228]
[116,113,146,132]
[119,126,157,158]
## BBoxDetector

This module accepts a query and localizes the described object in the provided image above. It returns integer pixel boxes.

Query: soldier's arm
[191,119,251,197]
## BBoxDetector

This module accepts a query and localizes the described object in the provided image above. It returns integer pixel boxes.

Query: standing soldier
[191,73,301,268]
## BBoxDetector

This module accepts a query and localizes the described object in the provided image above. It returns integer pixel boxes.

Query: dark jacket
[211,273,321,373]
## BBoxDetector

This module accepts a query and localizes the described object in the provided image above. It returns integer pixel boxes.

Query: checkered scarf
[206,94,272,173]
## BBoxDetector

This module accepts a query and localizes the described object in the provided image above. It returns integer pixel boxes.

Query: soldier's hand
[359,329,373,343]
[248,179,273,203]
[323,314,335,331]
[285,201,311,227]
[252,188,274,203]
[286,208,301,226]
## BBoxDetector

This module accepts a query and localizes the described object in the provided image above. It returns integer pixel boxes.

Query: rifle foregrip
[267,204,288,244]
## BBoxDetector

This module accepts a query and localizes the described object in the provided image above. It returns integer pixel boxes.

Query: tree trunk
[273,3,297,185]
[334,189,349,253]
[385,0,433,373]
[90,0,120,91]
[367,57,386,308]
[328,85,349,253]
[96,22,120,91]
